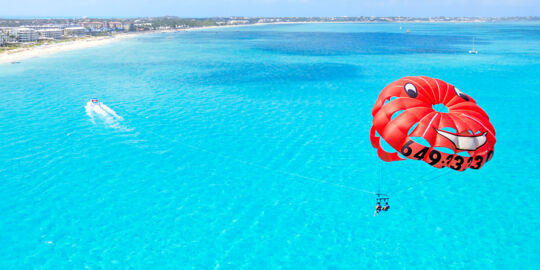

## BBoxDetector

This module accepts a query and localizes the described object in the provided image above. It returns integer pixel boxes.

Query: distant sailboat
[469,37,478,54]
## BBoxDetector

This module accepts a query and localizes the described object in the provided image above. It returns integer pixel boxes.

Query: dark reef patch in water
[253,32,471,56]
[494,26,540,39]
[179,31,475,56]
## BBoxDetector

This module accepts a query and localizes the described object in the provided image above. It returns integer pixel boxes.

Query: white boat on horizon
[469,37,478,54]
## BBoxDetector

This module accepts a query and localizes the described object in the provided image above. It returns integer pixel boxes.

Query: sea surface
[1,22,539,269]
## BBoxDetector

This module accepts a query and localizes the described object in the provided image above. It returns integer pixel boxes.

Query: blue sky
[1,0,538,17]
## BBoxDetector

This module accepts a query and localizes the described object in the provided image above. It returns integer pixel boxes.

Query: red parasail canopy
[370,76,496,171]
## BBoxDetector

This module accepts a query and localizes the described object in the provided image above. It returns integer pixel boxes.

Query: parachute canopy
[370,76,496,171]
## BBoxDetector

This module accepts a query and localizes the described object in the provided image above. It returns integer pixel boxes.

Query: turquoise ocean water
[1,23,539,269]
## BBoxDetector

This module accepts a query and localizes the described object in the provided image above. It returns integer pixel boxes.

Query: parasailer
[374,194,389,215]
[370,76,496,212]
[374,202,382,216]
[382,202,390,211]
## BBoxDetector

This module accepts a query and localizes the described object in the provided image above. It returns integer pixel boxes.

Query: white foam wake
[85,100,130,131]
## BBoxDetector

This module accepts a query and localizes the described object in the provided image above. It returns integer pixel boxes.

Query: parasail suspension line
[143,128,378,196]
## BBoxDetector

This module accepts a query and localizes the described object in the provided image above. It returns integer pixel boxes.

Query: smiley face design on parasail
[370,76,496,171]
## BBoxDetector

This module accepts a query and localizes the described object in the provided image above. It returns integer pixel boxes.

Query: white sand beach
[0,23,294,65]
[0,19,494,66]
[0,33,142,65]
[0,25,244,65]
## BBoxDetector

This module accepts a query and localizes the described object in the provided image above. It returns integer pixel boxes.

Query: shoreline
[0,20,525,64]
[0,32,145,65]
[0,24,257,64]
[0,24,253,64]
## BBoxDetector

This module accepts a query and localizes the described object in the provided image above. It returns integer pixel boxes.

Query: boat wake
[85,100,132,131]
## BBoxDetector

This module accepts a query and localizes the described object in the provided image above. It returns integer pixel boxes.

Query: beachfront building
[108,22,124,30]
[21,24,69,30]
[257,18,278,23]
[0,28,17,45]
[0,32,6,46]
[37,29,64,40]
[15,28,39,42]
[123,23,135,32]
[227,20,250,25]
[134,23,153,31]
[80,22,105,32]
[64,27,86,37]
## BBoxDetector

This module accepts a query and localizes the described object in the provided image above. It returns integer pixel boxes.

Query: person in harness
[374,194,389,216]
[374,202,382,216]
[382,202,390,211]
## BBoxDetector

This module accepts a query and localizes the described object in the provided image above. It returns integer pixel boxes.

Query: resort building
[257,18,278,23]
[37,29,64,40]
[21,24,69,30]
[134,23,153,31]
[0,32,6,46]
[64,27,86,37]
[123,23,135,32]
[80,22,105,32]
[15,28,39,42]
[0,28,17,44]
[227,20,250,25]
[108,22,124,30]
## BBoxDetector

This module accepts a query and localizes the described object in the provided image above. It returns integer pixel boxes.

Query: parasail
[370,76,496,171]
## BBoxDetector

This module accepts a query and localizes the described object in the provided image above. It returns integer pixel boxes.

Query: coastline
[0,20,518,64]
[0,33,143,65]
[0,24,252,65]
[0,24,260,64]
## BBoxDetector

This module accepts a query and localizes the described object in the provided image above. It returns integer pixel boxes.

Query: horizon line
[1,15,539,19]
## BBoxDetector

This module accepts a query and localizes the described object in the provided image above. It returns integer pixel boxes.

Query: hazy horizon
[2,0,539,18]
[0,15,539,20]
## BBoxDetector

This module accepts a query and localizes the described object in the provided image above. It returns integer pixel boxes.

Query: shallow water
[1,22,539,269]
